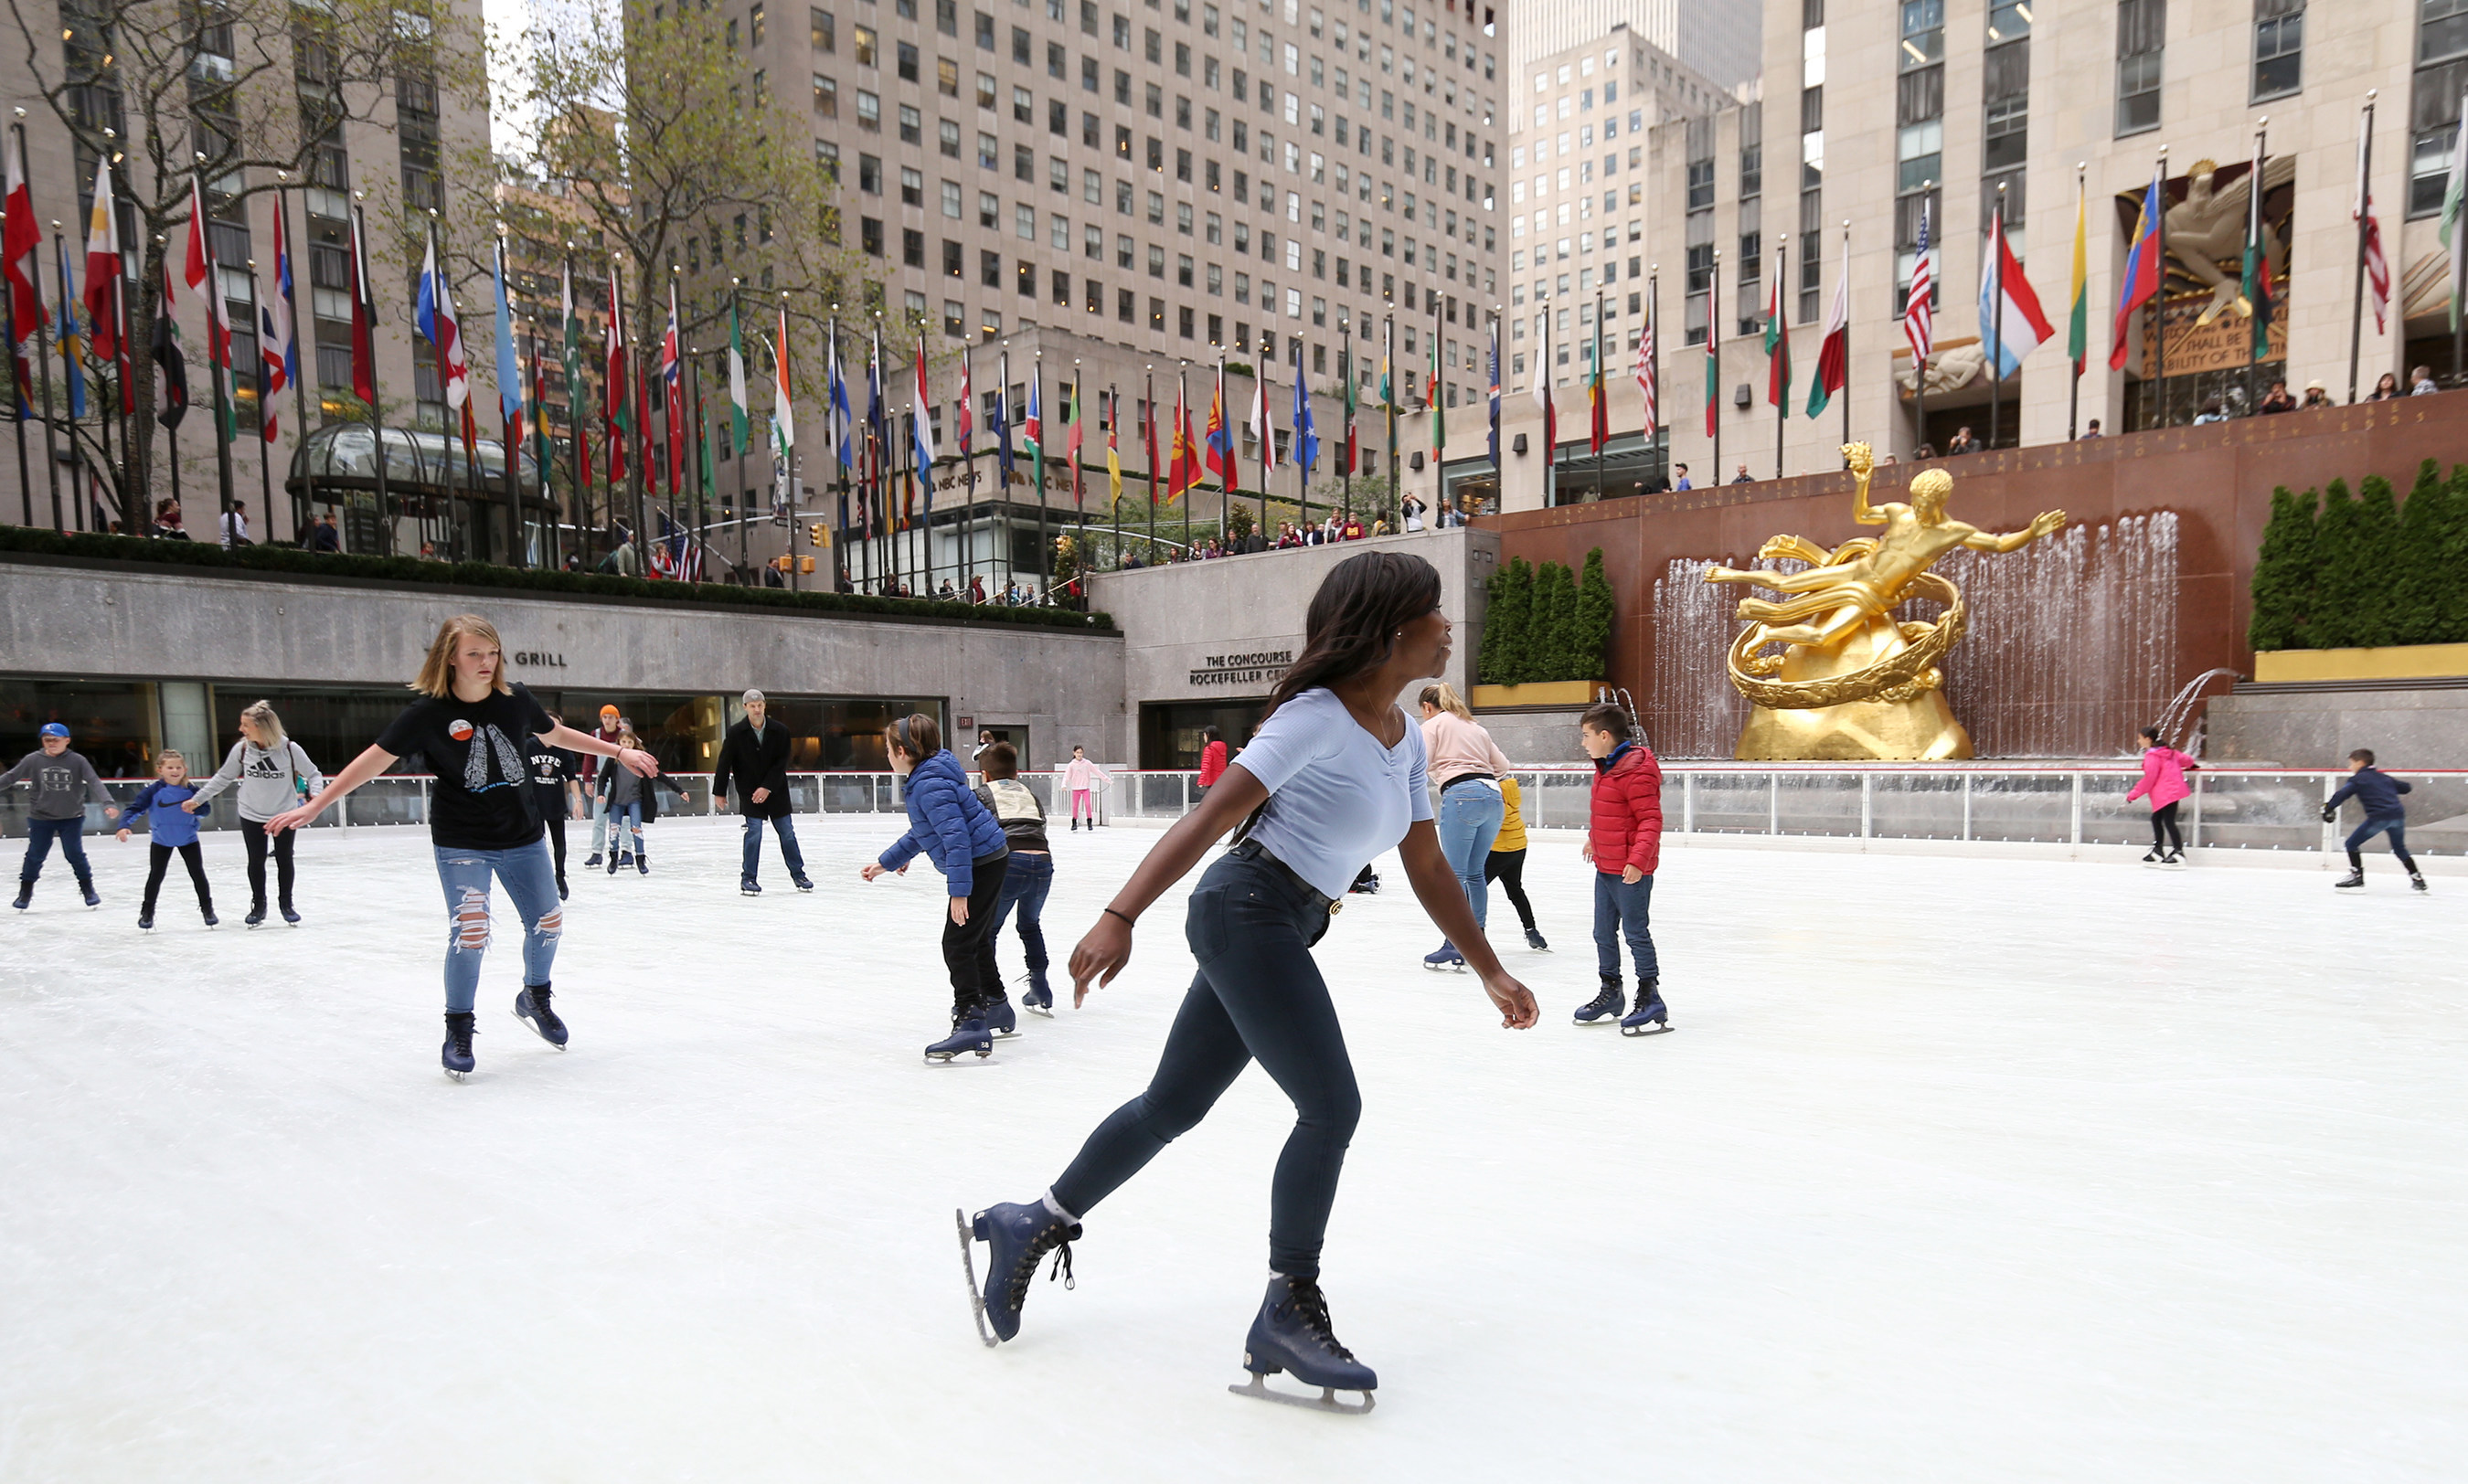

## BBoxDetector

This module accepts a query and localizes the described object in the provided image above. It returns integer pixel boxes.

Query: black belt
[1228,839,1342,918]
[1439,773,1499,793]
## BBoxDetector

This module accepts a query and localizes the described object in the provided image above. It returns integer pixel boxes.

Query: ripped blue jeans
[432,842,563,1012]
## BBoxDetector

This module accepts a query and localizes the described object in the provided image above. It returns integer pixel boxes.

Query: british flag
[1903,198,1936,366]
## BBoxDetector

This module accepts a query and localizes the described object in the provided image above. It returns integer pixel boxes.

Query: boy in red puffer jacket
[1574,703,1670,1035]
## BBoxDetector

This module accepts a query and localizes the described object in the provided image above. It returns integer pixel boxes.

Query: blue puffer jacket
[879,749,1008,896]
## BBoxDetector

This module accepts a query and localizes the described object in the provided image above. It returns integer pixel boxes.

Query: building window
[1899,0,1943,70]
[814,74,837,115]
[2116,0,2165,136]
[812,6,835,49]
[854,22,878,64]
[2253,0,2303,101]
[856,89,880,130]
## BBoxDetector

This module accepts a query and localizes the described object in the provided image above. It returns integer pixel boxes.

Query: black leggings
[144,842,213,913]
[1051,853,1357,1278]
[2150,800,2183,853]
[544,812,568,881]
[240,823,295,909]
[1484,847,1537,932]
[944,852,1011,1018]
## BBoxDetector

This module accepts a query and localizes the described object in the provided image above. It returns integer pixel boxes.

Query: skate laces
[1283,1279,1356,1362]
[1006,1217,1078,1309]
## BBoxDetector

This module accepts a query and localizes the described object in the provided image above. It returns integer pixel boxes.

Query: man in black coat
[714,688,812,895]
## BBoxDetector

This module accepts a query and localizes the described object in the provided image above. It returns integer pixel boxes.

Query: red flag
[82,158,122,364]
[3,131,40,344]
[604,264,628,483]
[346,206,377,406]
[1144,384,1160,509]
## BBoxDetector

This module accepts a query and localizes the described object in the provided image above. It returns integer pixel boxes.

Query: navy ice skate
[1421,943,1466,972]
[441,1012,477,1080]
[740,876,762,896]
[2411,872,2430,893]
[584,852,603,867]
[245,905,268,928]
[1022,977,1056,1015]
[927,1017,994,1063]
[514,983,569,1047]
[12,880,29,910]
[959,1198,1081,1344]
[1619,979,1672,1036]
[1525,927,1550,951]
[281,905,302,925]
[1573,978,1625,1024]
[2335,870,2366,889]
[1229,1275,1377,1414]
[984,999,1019,1037]
[79,880,100,908]
[792,874,814,893]
[136,909,154,931]
[200,906,218,928]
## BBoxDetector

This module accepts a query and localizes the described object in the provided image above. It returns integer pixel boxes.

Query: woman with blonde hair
[1415,681,1514,971]
[187,699,324,928]
[265,615,659,1080]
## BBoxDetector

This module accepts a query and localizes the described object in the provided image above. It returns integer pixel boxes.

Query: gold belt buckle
[1327,899,1343,916]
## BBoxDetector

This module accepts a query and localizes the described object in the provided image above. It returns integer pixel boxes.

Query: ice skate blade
[957,1208,998,1347]
[1026,1004,1056,1018]
[1228,1373,1375,1415]
[1620,1021,1674,1037]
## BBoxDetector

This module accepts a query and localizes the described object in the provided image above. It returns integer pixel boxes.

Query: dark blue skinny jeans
[1592,870,1660,982]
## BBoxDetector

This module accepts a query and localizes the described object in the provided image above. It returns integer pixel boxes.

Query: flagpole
[1337,319,1350,529]
[502,236,526,569]
[249,259,272,527]
[1596,291,1609,499]
[196,164,237,521]
[1296,342,1310,535]
[1989,189,2005,453]
[1383,308,1397,523]
[2154,147,2170,426]
[1649,270,1662,484]
[2349,95,2378,403]
[1034,351,1048,599]
[2457,86,2468,380]
[1710,249,1722,487]
[161,264,184,517]
[1771,239,1786,480]
[41,221,69,530]
[1147,366,1157,556]
[2069,170,2085,437]
[2248,121,2270,407]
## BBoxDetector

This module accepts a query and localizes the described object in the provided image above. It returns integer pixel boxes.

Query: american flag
[2356,127,2391,334]
[1903,198,1936,366]
[649,508,702,581]
[1635,300,1657,441]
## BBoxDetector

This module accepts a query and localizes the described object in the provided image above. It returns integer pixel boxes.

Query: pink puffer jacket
[2125,746,2197,811]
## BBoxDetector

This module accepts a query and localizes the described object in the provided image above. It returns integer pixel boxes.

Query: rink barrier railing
[21,764,2461,857]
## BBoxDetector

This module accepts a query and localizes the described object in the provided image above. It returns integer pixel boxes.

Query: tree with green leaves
[2308,480,2366,649]
[1476,567,1508,683]
[2349,474,2402,648]
[1531,560,1578,682]
[2247,485,2318,652]
[1485,557,1534,684]
[2392,461,2452,646]
[2445,466,2468,643]
[1575,546,1615,681]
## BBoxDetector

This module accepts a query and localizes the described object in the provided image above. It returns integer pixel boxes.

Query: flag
[414,226,468,409]
[265,200,298,406]
[184,175,237,441]
[659,281,682,496]
[604,263,629,483]
[1248,365,1277,481]
[1762,262,1790,412]
[152,260,186,429]
[652,507,698,579]
[2356,124,2391,336]
[866,328,886,529]
[1065,373,1084,492]
[912,336,937,514]
[55,238,86,419]
[1428,322,1444,455]
[1143,378,1159,509]
[2242,137,2274,362]
[726,299,749,456]
[1978,207,2055,379]
[1808,235,1848,418]
[1025,363,1045,510]
[561,260,591,496]
[1905,196,1937,368]
[2068,176,2090,372]
[3,129,38,347]
[346,205,376,407]
[1104,385,1122,505]
[955,347,973,461]
[493,238,525,452]
[774,302,797,464]
[825,322,850,472]
[1636,291,1658,440]
[1204,364,1234,485]
[1341,344,1357,474]
[2110,169,2164,370]
[2445,88,2468,332]
[1167,377,1194,501]
[1486,318,1500,469]
[991,352,1013,493]
[1176,388,1202,495]
[1293,341,1319,473]
[256,280,283,442]
[81,158,121,364]
[1592,299,1612,449]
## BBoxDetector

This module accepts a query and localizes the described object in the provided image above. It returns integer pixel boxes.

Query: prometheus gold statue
[1703,443,2067,760]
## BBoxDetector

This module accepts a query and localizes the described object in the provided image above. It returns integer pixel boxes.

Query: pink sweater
[1420,710,1513,786]
[2125,747,2197,811]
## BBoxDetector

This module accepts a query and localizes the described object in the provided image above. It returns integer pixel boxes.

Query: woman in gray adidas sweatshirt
[186,701,325,926]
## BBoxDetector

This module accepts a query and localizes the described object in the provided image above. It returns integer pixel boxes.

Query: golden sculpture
[1703,444,2067,760]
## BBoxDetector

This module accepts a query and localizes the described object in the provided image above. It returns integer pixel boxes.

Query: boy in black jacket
[2323,748,2427,893]
[714,689,812,896]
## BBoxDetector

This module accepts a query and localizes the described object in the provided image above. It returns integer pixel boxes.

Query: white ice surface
[2,817,2463,1482]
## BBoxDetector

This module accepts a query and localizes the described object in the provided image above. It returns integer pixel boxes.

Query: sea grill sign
[1187,649,1292,688]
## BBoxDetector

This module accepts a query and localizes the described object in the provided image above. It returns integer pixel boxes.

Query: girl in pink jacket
[1061,746,1107,831]
[2124,726,2197,865]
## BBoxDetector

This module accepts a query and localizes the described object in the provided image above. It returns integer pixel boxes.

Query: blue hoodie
[126,779,206,848]
[2327,767,2411,819]
[879,749,1009,896]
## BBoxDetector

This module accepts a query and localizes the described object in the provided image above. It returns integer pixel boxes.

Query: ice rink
[3,813,2462,1482]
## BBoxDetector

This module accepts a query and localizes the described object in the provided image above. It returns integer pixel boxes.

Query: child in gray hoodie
[187,701,325,927]
[5,723,121,909]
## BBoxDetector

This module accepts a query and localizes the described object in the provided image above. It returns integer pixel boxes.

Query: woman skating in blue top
[958,551,1540,1412]
[861,713,1015,1059]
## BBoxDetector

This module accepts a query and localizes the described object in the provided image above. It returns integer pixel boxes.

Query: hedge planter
[1472,681,1604,709]
[0,526,1114,633]
[2252,643,2468,684]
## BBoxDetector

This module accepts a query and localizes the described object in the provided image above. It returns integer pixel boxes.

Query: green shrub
[1574,546,1615,681]
[2392,461,2452,646]
[1486,557,1534,684]
[2247,485,2317,652]
[2306,480,2365,649]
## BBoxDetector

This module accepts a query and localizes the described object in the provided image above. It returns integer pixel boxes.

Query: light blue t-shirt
[1230,687,1432,898]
